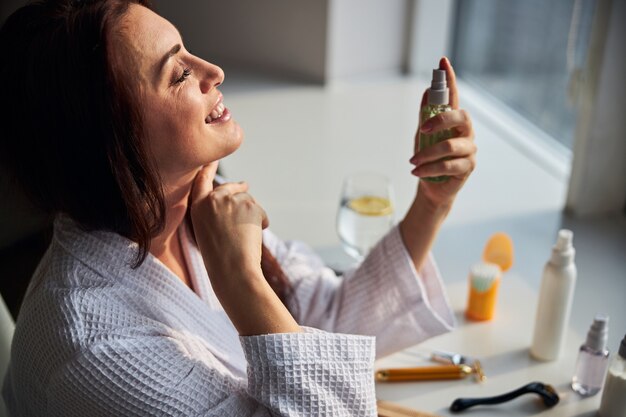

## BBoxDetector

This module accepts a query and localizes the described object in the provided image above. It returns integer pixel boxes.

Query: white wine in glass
[337,173,395,261]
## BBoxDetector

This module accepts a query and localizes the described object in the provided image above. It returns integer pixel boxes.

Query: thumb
[190,161,219,206]
[260,208,270,230]
[421,88,428,109]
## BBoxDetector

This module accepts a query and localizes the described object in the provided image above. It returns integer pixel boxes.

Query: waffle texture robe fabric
[3,214,454,416]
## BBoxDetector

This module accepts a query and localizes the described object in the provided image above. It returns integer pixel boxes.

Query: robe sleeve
[263,225,455,358]
[44,327,376,416]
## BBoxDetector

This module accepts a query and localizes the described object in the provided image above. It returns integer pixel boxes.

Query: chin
[201,129,244,167]
[224,122,245,154]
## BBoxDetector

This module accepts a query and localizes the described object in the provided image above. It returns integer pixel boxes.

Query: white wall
[154,0,416,83]
[407,0,455,78]
[3,0,427,83]
[326,0,409,80]
[153,0,329,83]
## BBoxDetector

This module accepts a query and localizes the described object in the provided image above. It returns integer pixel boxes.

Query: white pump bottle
[530,229,577,361]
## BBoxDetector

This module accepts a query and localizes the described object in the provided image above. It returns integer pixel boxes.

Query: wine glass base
[315,245,361,275]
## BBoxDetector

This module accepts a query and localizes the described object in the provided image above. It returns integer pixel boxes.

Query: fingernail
[421,121,432,132]
[409,155,418,164]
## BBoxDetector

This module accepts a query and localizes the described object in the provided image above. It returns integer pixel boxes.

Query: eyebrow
[157,43,181,79]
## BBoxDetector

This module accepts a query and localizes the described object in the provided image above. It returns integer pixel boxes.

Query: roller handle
[450,381,557,412]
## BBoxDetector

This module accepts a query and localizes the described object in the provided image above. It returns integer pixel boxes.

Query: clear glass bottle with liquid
[571,314,610,396]
[419,69,454,183]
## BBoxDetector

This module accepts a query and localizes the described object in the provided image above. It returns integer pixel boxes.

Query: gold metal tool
[472,359,486,383]
[375,364,473,382]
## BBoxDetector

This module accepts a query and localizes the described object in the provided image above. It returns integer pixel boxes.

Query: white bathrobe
[3,213,454,416]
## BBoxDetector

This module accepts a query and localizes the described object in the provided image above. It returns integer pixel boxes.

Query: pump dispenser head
[428,69,449,105]
[550,229,575,265]
[585,314,609,351]
[556,230,573,251]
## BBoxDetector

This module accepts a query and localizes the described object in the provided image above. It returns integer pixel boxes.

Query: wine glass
[336,172,395,262]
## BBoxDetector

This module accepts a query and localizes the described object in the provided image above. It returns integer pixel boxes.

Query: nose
[199,61,224,93]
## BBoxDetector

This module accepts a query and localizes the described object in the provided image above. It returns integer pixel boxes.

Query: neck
[150,170,197,259]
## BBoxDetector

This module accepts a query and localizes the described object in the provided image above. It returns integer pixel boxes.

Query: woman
[0,0,476,415]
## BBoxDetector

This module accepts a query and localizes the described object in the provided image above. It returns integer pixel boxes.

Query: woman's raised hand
[410,57,477,210]
[189,162,268,287]
[188,163,300,336]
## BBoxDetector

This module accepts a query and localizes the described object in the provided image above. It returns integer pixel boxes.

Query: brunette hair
[0,0,294,305]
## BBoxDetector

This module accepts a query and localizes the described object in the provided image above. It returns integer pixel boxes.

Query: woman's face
[111,4,243,182]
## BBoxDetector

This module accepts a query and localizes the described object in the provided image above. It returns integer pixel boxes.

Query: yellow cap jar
[465,232,514,321]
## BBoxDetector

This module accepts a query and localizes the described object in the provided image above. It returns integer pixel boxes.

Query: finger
[247,195,269,229]
[410,137,476,167]
[190,162,219,206]
[259,206,269,230]
[412,156,476,178]
[419,88,428,112]
[420,109,472,136]
[417,88,428,127]
[231,193,270,229]
[211,181,249,198]
[439,57,459,109]
[416,88,428,129]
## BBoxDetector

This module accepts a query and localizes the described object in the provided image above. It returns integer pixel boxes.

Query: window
[452,0,596,149]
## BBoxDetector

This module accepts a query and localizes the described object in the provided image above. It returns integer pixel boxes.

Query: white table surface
[375,274,601,417]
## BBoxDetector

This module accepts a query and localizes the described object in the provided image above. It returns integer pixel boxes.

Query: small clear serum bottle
[419,69,453,182]
[571,314,610,396]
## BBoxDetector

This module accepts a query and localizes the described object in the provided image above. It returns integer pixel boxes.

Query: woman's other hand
[410,57,476,211]
[189,163,300,335]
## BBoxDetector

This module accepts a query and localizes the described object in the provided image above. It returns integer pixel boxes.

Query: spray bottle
[419,69,454,182]
[530,229,577,361]
[571,314,610,396]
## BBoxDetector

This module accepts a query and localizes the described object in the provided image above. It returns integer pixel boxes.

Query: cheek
[142,90,242,175]
[143,111,191,172]
[144,93,196,142]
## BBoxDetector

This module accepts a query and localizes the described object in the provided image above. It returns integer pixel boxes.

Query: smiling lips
[205,95,231,124]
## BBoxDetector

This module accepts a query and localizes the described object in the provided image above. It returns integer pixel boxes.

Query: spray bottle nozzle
[428,69,449,106]
[430,69,447,91]
[585,314,609,351]
[555,229,573,251]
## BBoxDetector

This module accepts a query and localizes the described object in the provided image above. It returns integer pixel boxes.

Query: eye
[173,67,192,85]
